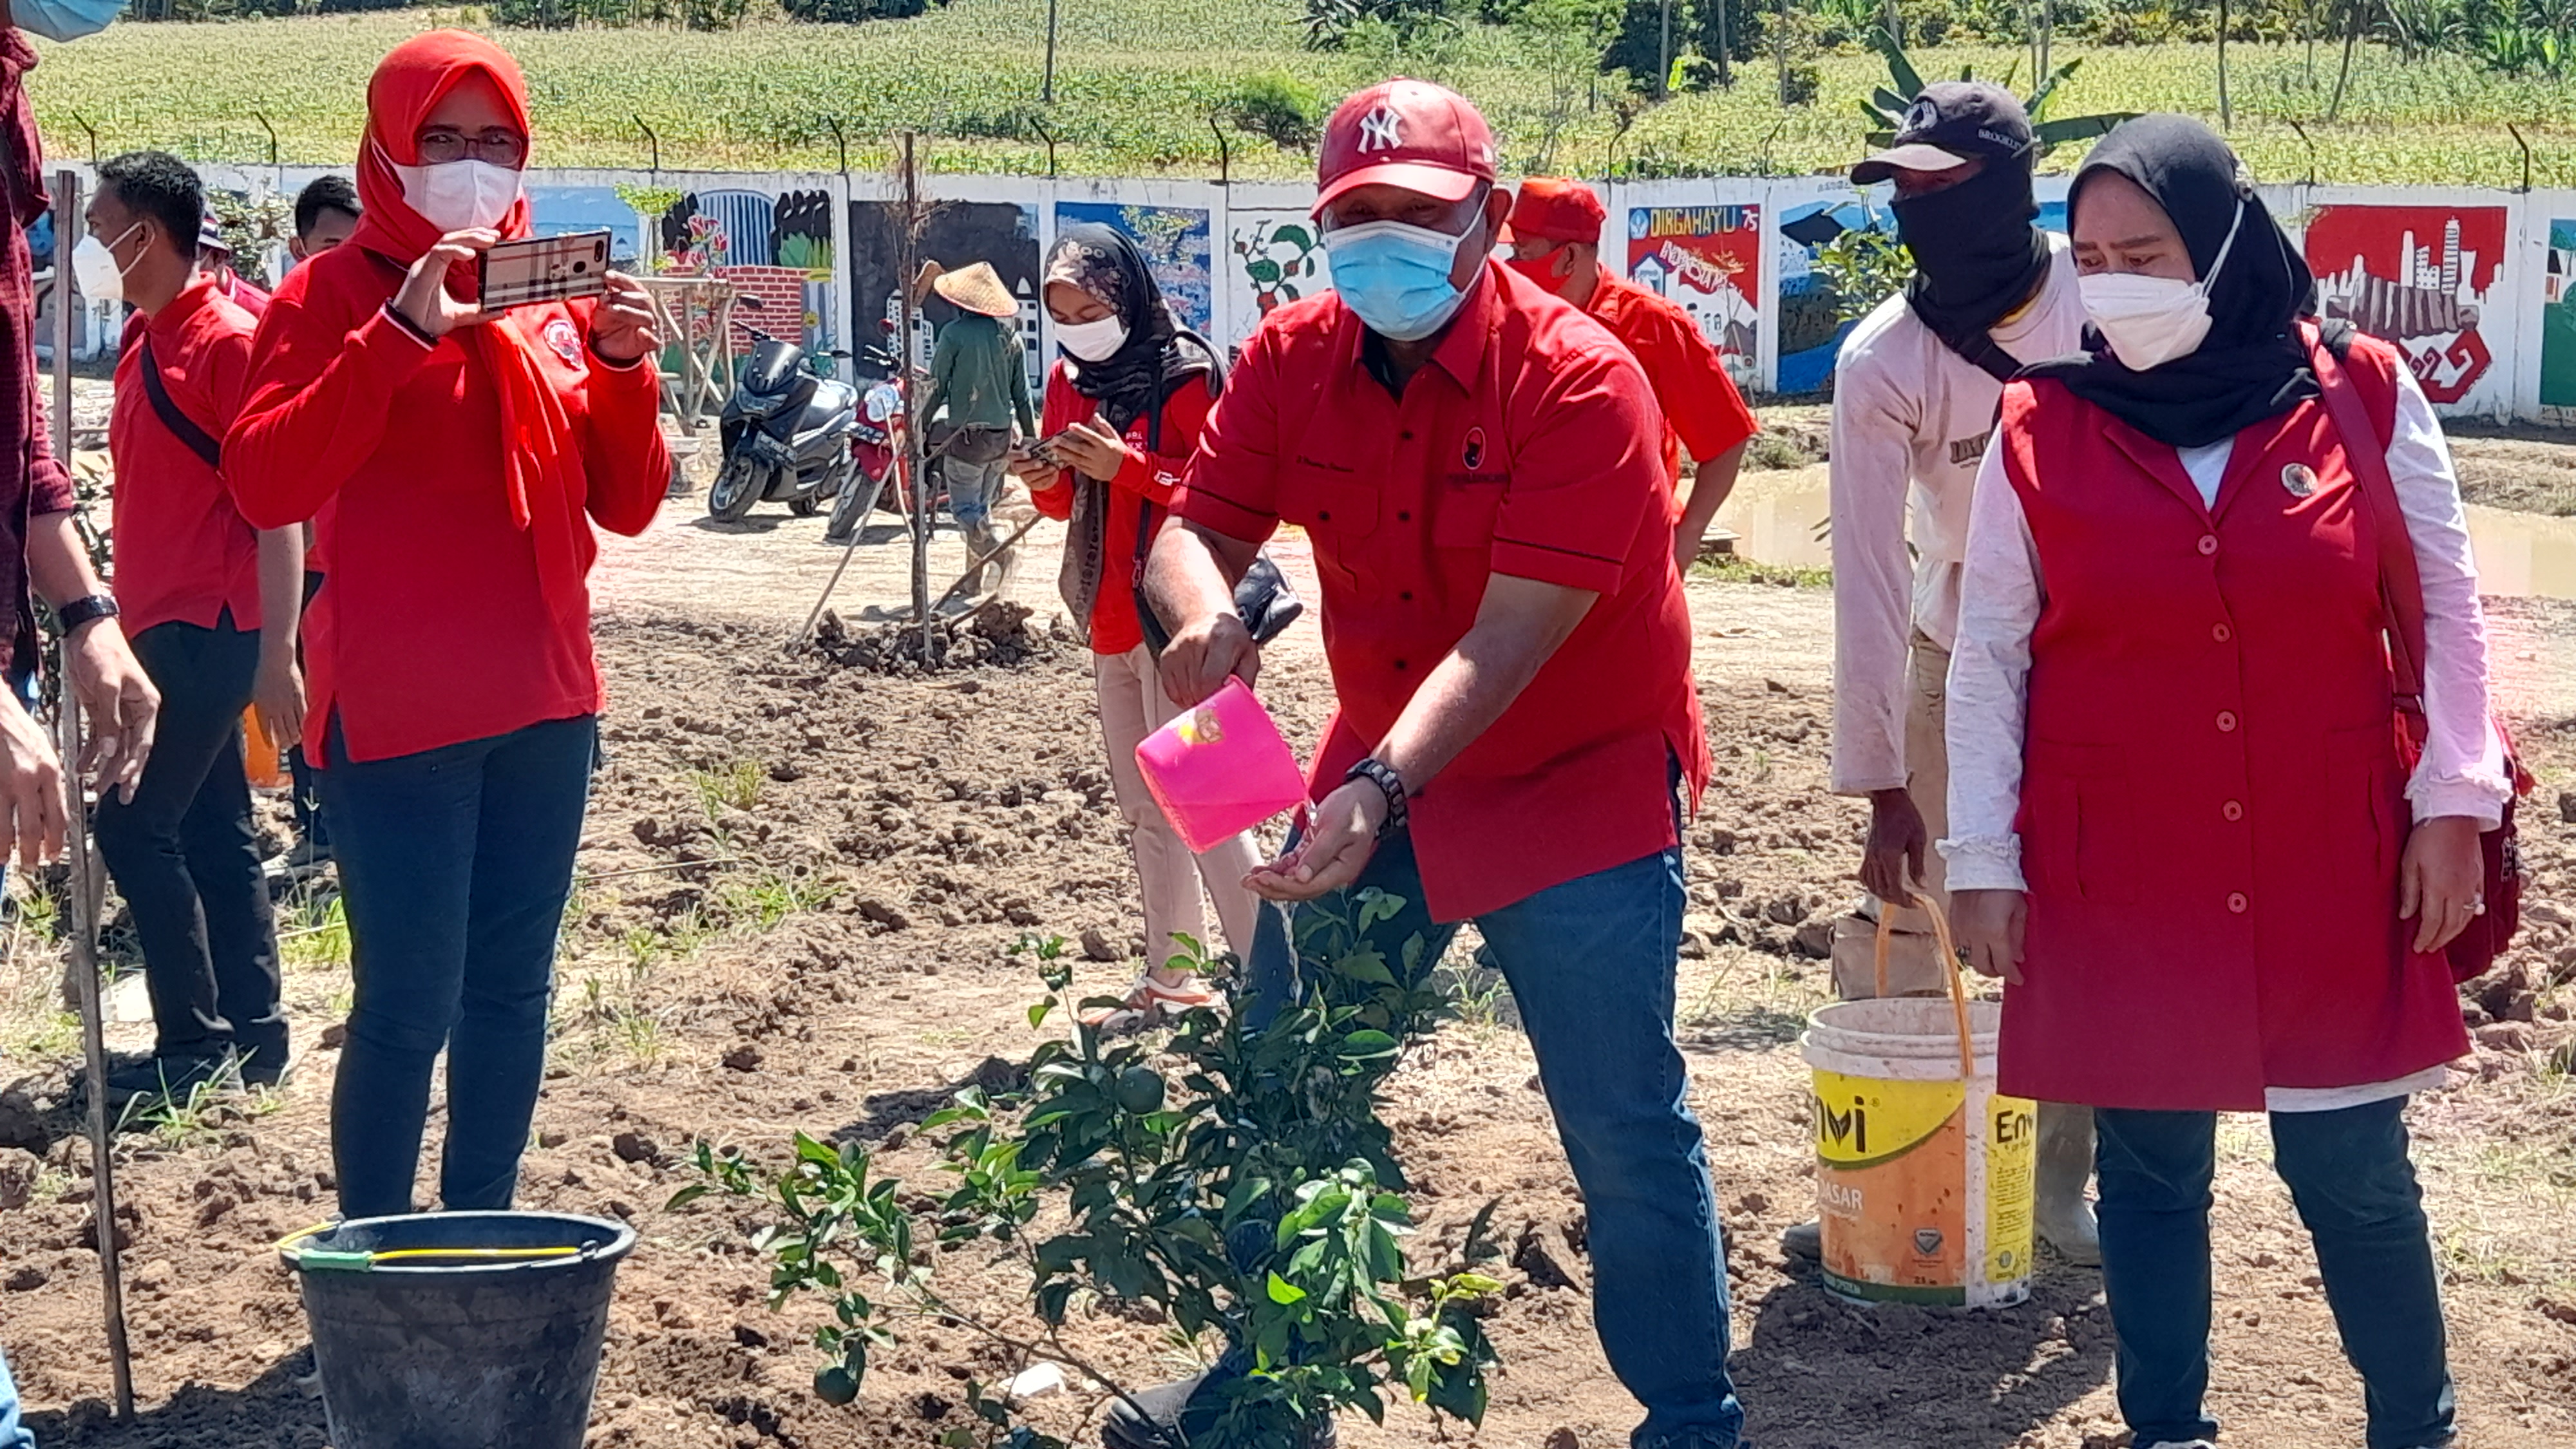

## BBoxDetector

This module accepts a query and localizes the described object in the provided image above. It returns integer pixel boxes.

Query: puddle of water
[1713,468,1832,570]
[1719,469,2576,604]
[2465,506,2576,601]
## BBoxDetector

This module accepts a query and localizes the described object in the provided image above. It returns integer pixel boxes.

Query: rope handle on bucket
[274,1222,595,1273]
[1871,889,1979,1083]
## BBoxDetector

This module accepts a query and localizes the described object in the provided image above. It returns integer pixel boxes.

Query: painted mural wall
[2303,200,2512,410]
[46,163,2576,419]
[1618,190,1762,390]
[847,195,1045,388]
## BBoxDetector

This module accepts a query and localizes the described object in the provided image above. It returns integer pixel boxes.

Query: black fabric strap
[138,336,222,471]
[1955,331,2026,386]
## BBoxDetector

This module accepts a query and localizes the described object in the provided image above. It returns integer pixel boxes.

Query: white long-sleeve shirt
[1828,240,2087,795]
[1942,359,2512,899]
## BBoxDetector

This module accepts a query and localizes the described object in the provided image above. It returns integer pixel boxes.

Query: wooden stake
[51,166,135,1420]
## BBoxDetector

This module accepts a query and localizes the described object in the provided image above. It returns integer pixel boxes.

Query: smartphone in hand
[477,230,613,312]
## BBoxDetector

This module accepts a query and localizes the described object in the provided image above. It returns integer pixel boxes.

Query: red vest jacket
[1994,335,2468,1112]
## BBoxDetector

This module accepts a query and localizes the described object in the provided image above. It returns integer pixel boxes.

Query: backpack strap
[138,336,222,471]
[2303,322,2424,710]
[1954,330,2025,386]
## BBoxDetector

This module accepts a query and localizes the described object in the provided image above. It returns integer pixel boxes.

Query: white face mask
[1056,315,1128,363]
[392,157,524,234]
[2079,199,2246,372]
[71,223,140,305]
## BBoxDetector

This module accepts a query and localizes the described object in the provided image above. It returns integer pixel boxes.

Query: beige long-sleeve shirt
[1827,240,2086,796]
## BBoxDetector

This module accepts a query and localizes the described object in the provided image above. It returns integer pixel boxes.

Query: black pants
[321,715,595,1218]
[286,570,327,850]
[2096,1099,2456,1449]
[93,613,286,1069]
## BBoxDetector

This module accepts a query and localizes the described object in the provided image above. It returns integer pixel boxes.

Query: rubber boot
[2034,1101,2101,1267]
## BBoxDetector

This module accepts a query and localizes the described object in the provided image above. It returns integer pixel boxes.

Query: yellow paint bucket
[1797,898,2036,1309]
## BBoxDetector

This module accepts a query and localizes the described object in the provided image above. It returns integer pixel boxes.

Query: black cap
[1852,81,2035,184]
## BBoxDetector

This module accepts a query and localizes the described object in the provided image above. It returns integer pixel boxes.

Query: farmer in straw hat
[921,260,1034,601]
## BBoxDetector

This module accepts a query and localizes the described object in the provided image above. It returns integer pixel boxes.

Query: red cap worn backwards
[1506,178,1607,245]
[1314,79,1497,214]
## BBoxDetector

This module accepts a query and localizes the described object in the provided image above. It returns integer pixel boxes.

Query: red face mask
[1506,249,1573,295]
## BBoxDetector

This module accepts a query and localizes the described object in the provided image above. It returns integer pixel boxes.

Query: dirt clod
[611,1131,659,1165]
[723,1045,764,1073]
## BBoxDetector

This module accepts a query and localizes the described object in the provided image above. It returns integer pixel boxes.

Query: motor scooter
[708,296,858,524]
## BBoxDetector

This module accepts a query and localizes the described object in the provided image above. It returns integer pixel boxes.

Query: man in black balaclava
[1807,81,2103,1267]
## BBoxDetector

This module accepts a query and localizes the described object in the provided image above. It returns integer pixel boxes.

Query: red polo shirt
[1178,261,1709,922]
[109,277,265,636]
[1586,266,1759,486]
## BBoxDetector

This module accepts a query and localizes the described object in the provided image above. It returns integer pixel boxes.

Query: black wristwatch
[1345,757,1409,837]
[55,594,118,632]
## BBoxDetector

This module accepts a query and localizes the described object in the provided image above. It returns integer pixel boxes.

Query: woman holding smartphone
[227,30,669,1218]
[1014,225,1257,1024]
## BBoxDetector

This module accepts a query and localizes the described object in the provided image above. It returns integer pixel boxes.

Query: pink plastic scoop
[1133,677,1308,853]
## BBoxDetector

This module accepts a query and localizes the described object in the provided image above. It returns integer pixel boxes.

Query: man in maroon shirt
[1138,81,1744,1449]
[89,151,301,1099]
[0,24,160,871]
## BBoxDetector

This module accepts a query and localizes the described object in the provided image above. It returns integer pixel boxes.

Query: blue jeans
[2096,1099,2455,1449]
[1244,826,1743,1449]
[321,716,596,1219]
[0,1344,32,1449]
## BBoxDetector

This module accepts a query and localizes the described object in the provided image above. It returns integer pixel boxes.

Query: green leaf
[1875,30,1923,98]
[2034,113,2135,149]
[794,1132,841,1168]
[662,1184,710,1211]
[1338,1030,1399,1059]
[1037,1280,1075,1326]
[1266,1271,1308,1305]
[1870,86,1910,115]
[1333,951,1394,986]
[1450,1272,1504,1296]
[1035,1234,1087,1272]
[1028,1000,1054,1029]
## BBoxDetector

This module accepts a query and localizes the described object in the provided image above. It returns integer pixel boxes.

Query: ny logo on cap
[1358,106,1405,153]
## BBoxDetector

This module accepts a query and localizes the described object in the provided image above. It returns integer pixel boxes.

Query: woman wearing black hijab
[1012,224,1255,1022]
[1945,115,2501,1449]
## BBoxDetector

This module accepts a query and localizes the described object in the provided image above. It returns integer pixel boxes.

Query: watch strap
[55,594,118,631]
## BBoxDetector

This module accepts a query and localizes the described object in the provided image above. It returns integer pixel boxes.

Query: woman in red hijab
[228,31,668,1219]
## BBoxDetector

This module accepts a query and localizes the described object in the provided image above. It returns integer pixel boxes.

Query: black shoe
[1100,1370,1338,1449]
[235,1041,292,1089]
[105,1050,239,1106]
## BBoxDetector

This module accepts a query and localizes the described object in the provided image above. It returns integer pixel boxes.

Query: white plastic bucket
[1801,996,2036,1309]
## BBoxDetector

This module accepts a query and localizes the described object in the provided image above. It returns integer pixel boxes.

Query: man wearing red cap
[1506,178,1757,571]
[1141,79,1745,1449]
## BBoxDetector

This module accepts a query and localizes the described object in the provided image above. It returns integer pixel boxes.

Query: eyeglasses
[415,128,528,167]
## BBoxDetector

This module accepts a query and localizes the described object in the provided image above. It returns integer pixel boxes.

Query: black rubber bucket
[282,1211,635,1449]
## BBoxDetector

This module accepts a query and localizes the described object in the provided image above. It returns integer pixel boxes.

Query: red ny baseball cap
[1506,178,1607,245]
[1315,79,1498,214]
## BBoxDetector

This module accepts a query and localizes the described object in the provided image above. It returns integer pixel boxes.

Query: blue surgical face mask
[12,0,127,44]
[1323,218,1473,343]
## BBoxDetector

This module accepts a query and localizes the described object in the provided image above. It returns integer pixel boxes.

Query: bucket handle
[1873,889,1978,1082]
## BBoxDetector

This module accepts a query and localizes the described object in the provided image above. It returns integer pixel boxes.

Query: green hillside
[24,5,2576,185]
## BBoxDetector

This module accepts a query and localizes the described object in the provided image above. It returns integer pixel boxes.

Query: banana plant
[1857,32,2133,154]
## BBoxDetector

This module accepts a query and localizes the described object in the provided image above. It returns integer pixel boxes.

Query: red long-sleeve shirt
[1025,365,1216,658]
[226,244,667,762]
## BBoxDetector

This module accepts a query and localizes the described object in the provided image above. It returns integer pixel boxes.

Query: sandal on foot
[1081,975,1218,1031]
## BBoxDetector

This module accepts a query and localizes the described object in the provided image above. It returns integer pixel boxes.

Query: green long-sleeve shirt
[923,313,1035,435]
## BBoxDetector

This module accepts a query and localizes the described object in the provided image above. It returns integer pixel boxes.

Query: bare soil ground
[2,470,2575,1449]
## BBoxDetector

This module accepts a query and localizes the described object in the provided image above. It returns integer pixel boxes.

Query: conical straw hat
[930,261,1017,317]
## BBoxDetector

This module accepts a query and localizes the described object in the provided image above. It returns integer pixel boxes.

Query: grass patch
[1692,554,1832,589]
[24,15,2576,185]
[690,759,766,819]
[278,893,351,971]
